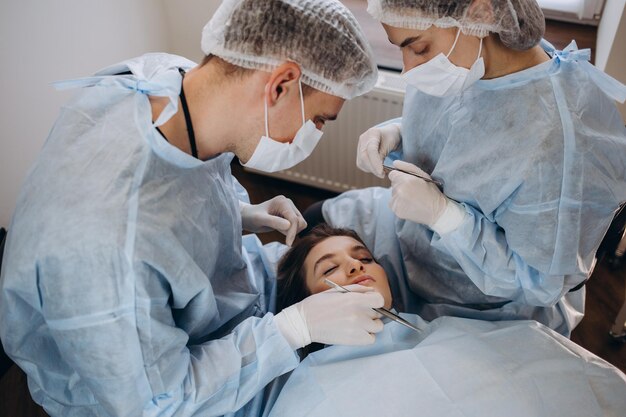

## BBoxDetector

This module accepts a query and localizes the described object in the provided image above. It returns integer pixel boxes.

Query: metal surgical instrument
[324,278,422,333]
[382,164,444,187]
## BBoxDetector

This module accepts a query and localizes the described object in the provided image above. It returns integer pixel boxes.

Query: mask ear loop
[264,86,270,137]
[265,78,305,136]
[446,28,463,58]
[477,37,484,60]
[298,78,305,126]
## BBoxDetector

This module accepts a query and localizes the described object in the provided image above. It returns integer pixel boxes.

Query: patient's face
[304,236,393,309]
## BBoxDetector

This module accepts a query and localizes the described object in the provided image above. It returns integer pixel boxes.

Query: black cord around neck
[178,68,198,159]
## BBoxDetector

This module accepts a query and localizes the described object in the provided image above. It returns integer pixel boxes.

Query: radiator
[245,70,406,193]
[537,0,604,24]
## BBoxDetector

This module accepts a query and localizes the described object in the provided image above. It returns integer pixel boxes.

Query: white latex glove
[240,196,307,246]
[388,160,466,234]
[356,123,402,178]
[274,285,384,349]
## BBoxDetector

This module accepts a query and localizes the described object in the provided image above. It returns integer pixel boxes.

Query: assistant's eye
[323,265,337,276]
[412,46,427,56]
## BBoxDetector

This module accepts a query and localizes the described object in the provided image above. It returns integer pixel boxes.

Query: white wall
[162,0,221,62]
[0,0,171,228]
[0,0,223,228]
[596,0,626,121]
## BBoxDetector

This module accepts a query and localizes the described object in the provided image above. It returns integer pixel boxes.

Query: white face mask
[402,28,485,97]
[242,79,323,173]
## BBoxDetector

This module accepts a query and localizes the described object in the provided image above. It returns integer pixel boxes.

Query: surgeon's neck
[482,35,550,79]
[150,62,262,160]
[181,62,265,161]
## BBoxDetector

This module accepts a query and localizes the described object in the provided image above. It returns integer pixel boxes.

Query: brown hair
[201,54,315,96]
[276,224,369,313]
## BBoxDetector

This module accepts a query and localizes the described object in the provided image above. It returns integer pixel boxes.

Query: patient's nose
[348,259,365,275]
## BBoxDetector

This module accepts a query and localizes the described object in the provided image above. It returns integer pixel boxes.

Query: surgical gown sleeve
[41,250,299,417]
[430,194,615,307]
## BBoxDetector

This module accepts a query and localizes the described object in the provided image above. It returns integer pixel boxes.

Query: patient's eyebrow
[351,244,370,254]
[313,253,336,275]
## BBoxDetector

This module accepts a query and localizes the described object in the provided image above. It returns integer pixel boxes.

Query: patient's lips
[352,275,375,286]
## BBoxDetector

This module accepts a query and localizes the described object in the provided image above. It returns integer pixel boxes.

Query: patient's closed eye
[323,266,337,276]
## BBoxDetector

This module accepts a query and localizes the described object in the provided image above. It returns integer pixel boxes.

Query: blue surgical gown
[323,41,626,336]
[0,54,298,417]
[268,315,626,417]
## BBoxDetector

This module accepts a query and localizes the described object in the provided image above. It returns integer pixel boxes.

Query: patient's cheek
[310,281,329,295]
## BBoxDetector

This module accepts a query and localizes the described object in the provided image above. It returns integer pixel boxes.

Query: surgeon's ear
[266,62,302,106]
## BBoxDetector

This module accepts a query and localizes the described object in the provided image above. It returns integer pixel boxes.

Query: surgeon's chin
[236,140,258,165]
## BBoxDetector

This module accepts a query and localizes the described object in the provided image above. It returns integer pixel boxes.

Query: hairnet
[367,0,546,50]
[202,0,378,99]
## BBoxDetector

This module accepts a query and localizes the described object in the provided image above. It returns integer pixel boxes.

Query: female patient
[269,224,626,417]
[277,225,392,312]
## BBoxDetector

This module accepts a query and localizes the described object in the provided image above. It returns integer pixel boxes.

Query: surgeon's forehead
[309,90,344,112]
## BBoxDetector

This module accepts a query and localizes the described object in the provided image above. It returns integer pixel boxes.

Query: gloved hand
[356,123,402,178]
[240,196,307,246]
[274,285,384,349]
[388,160,466,234]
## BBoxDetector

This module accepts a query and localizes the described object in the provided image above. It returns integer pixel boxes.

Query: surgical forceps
[324,278,422,333]
[382,164,444,187]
